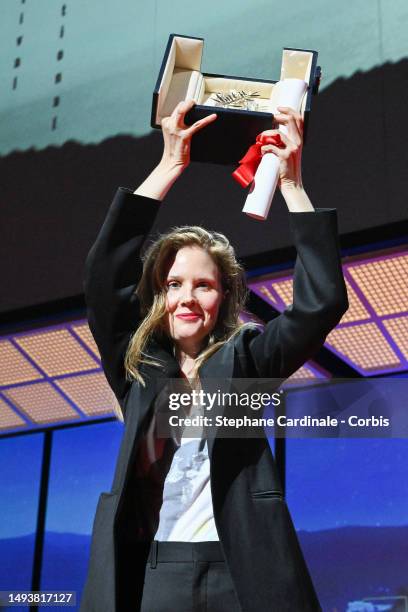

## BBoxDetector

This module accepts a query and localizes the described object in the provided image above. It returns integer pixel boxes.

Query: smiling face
[163,245,224,356]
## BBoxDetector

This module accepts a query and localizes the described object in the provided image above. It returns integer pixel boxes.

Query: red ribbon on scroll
[232,133,283,188]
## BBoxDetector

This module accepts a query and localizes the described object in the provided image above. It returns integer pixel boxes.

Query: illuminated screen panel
[0,396,27,431]
[253,284,280,307]
[40,422,124,603]
[55,372,115,417]
[15,328,99,376]
[382,315,408,361]
[270,278,293,307]
[0,340,44,386]
[340,281,371,323]
[347,253,408,316]
[71,323,100,359]
[0,434,44,596]
[326,323,401,372]
[285,363,330,383]
[0,321,116,434]
[286,436,408,610]
[282,375,408,610]
[248,247,408,376]
[4,382,80,424]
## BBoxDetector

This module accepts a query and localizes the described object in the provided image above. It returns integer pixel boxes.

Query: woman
[80,100,348,612]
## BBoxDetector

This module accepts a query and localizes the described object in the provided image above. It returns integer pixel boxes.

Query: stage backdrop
[0,0,407,314]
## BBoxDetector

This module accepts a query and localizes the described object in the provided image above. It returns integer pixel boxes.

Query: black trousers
[139,541,242,612]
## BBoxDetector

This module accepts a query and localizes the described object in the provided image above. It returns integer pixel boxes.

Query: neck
[175,343,201,363]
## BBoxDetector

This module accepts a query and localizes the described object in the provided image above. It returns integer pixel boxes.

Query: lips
[176,313,202,321]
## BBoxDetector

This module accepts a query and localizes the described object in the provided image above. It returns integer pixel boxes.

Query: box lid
[280,47,319,112]
[152,34,204,127]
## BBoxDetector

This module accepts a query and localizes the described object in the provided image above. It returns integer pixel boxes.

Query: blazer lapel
[118,337,180,493]
[199,338,236,459]
[136,337,181,423]
[125,335,236,472]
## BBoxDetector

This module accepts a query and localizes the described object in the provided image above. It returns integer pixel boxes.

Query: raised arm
[245,208,348,379]
[84,101,217,404]
[240,107,348,378]
[84,189,161,402]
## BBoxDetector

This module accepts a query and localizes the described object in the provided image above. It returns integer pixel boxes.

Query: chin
[174,325,204,339]
[176,332,206,343]
[173,327,211,345]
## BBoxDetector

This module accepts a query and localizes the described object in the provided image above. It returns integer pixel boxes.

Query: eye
[166,280,181,290]
[196,281,211,289]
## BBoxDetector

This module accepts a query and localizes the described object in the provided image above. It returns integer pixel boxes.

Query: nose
[180,286,196,306]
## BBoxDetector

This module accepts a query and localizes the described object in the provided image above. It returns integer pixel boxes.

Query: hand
[259,106,303,192]
[134,100,216,200]
[161,99,217,172]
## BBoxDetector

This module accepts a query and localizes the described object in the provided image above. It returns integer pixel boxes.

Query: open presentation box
[152,34,321,164]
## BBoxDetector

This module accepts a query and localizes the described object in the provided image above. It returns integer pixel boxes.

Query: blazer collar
[136,333,236,460]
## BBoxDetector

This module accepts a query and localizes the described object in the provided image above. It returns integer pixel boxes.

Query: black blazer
[80,188,348,612]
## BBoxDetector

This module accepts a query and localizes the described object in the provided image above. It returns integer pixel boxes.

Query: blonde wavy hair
[114,226,251,421]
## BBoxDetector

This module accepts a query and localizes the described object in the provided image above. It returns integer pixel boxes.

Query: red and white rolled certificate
[241,78,308,221]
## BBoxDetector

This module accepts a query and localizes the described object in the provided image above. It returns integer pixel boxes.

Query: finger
[259,130,291,148]
[276,107,303,139]
[277,106,302,120]
[259,129,280,137]
[161,116,171,129]
[266,130,293,147]
[261,142,298,159]
[274,111,303,130]
[173,99,196,127]
[271,131,293,147]
[273,115,302,145]
[260,144,284,157]
[184,113,217,136]
[259,127,299,147]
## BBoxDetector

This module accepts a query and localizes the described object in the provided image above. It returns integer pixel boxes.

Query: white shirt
[135,387,219,542]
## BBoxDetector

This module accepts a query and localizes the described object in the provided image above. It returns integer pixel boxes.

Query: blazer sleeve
[245,208,348,379]
[83,187,161,401]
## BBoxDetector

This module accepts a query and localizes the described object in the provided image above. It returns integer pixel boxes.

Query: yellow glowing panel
[71,323,100,359]
[383,317,408,360]
[326,323,401,371]
[272,279,370,324]
[287,365,318,381]
[0,396,27,431]
[15,329,99,376]
[3,382,79,424]
[257,285,278,306]
[55,372,115,416]
[271,279,293,306]
[341,281,370,323]
[270,278,369,326]
[348,254,408,316]
[0,341,43,386]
